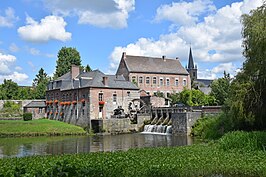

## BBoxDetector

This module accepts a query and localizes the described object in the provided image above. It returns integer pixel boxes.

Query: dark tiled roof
[123,55,189,75]
[24,100,46,108]
[48,70,138,91]
[196,79,213,87]
[188,47,195,69]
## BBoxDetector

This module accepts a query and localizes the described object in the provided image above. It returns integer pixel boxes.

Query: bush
[191,113,234,140]
[23,113,32,121]
[218,131,266,151]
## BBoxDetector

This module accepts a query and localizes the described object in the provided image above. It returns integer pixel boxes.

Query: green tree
[33,68,50,99]
[54,47,81,78]
[226,3,266,130]
[84,64,92,72]
[210,71,231,105]
[0,79,19,100]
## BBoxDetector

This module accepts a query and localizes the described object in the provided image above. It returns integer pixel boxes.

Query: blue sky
[0,0,263,85]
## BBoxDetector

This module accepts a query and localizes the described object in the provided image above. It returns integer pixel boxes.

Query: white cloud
[0,7,19,27]
[15,66,22,71]
[9,43,19,52]
[0,72,29,84]
[0,52,29,84]
[17,15,71,42]
[155,0,215,26]
[44,0,135,29]
[212,62,235,74]
[28,48,40,55]
[108,0,262,75]
[0,53,16,74]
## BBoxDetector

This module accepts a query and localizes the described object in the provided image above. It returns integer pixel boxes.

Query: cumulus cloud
[0,52,28,84]
[155,0,215,26]
[0,72,29,84]
[44,0,135,28]
[0,7,19,27]
[0,53,16,74]
[17,15,71,42]
[108,0,263,76]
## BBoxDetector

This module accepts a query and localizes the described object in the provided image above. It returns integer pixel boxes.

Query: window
[193,72,196,77]
[99,93,103,101]
[153,77,157,85]
[39,108,43,113]
[127,91,130,97]
[132,76,136,83]
[166,78,170,86]
[160,78,164,86]
[167,92,170,98]
[113,93,117,103]
[183,79,187,86]
[139,77,143,84]
[175,79,179,86]
[146,77,150,84]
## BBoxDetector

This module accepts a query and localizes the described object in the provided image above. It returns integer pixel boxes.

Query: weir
[141,106,214,135]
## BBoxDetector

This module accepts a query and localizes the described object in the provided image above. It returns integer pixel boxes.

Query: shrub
[23,113,32,121]
[191,113,234,140]
[218,131,266,151]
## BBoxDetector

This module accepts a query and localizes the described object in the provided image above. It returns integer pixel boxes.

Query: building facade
[116,52,191,97]
[46,65,139,128]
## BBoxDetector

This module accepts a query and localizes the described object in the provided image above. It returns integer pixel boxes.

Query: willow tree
[228,3,266,130]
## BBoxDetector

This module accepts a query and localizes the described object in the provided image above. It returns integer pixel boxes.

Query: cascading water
[142,124,172,135]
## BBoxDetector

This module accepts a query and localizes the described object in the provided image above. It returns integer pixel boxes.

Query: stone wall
[172,112,201,135]
[98,115,150,134]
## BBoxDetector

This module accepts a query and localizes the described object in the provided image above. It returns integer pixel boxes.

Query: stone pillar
[172,112,201,135]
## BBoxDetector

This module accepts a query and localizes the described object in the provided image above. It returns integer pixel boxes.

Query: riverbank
[0,131,265,176]
[0,119,86,137]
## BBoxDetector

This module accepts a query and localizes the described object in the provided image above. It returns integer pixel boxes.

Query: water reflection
[0,134,193,158]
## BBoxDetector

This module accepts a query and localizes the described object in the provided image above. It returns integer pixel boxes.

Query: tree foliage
[169,89,216,106]
[0,79,19,100]
[210,71,231,105]
[225,3,266,130]
[32,68,50,99]
[54,47,81,78]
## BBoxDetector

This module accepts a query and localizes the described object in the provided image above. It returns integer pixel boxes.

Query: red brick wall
[128,73,191,96]
[89,88,139,119]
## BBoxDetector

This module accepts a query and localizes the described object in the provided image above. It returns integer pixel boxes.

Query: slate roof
[24,100,46,108]
[196,79,213,87]
[48,70,138,91]
[123,55,189,75]
[188,47,195,69]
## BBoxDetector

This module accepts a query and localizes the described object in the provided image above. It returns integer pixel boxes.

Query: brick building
[116,52,191,97]
[46,65,139,128]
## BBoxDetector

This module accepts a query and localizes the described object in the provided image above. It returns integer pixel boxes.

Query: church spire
[188,47,194,69]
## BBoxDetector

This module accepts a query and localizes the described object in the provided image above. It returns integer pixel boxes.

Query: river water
[0,134,194,158]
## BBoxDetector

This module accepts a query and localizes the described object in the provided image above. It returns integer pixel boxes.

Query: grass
[0,119,86,137]
[0,131,265,177]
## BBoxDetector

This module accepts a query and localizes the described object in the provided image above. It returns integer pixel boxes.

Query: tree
[54,47,81,78]
[0,79,19,100]
[84,64,92,72]
[227,3,266,130]
[210,71,231,105]
[33,68,50,99]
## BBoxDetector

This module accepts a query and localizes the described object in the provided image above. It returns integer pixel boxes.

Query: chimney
[122,52,126,59]
[102,76,108,86]
[162,55,166,61]
[71,65,80,79]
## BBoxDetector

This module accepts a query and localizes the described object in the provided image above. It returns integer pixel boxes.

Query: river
[0,134,194,158]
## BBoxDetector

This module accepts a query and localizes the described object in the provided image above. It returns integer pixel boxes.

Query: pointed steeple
[188,47,194,69]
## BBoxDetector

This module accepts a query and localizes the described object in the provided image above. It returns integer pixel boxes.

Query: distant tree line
[0,47,92,100]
